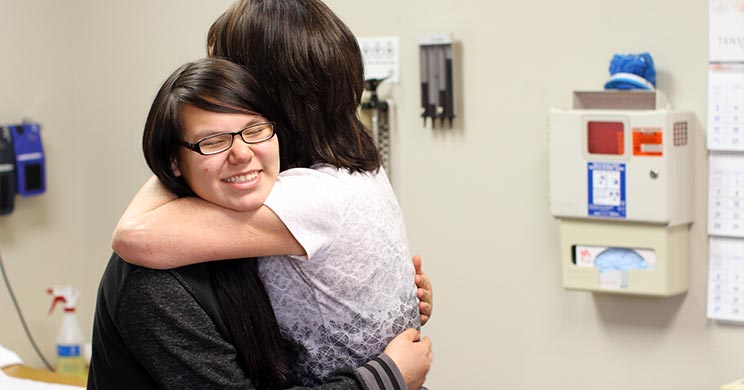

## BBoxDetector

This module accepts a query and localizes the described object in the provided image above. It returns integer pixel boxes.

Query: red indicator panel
[587,121,624,155]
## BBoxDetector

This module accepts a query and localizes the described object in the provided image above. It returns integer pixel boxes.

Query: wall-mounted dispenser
[0,126,16,215]
[549,90,693,296]
[419,33,455,128]
[11,122,45,197]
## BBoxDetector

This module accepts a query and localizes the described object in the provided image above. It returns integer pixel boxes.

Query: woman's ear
[170,158,182,177]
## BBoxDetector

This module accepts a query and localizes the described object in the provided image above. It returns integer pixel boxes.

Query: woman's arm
[380,329,432,390]
[112,267,421,390]
[113,176,303,269]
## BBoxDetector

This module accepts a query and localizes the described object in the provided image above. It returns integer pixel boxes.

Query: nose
[227,135,255,163]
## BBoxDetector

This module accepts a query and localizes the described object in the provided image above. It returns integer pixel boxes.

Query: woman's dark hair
[143,57,280,198]
[208,0,381,173]
[208,259,293,389]
[142,58,290,389]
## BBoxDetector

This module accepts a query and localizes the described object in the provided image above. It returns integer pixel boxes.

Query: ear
[170,158,182,177]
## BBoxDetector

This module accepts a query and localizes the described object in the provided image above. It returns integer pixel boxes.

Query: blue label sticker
[587,162,626,218]
[57,345,81,357]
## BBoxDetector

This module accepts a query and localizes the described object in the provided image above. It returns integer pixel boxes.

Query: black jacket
[87,253,404,390]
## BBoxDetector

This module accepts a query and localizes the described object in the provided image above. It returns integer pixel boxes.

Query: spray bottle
[48,286,86,377]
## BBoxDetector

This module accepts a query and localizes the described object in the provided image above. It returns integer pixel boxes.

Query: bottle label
[57,356,87,376]
[57,345,81,357]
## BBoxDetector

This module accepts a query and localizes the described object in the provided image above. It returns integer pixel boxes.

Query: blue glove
[604,52,656,90]
[594,248,648,273]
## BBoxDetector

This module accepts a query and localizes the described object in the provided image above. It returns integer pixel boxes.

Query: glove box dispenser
[549,91,693,296]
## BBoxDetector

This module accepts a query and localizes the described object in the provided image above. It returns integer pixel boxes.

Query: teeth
[224,172,258,184]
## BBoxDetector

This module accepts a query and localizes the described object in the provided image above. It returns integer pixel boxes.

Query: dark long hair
[142,58,290,389]
[208,0,381,173]
[208,260,292,389]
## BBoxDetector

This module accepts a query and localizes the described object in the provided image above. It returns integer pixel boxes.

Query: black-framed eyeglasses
[180,122,275,156]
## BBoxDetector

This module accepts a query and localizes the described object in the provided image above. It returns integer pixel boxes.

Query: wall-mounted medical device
[0,126,16,215]
[358,36,398,177]
[10,122,46,197]
[549,91,693,296]
[419,33,455,128]
[360,78,393,175]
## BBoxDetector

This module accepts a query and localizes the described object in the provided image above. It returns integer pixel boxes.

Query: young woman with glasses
[89,58,431,390]
[112,0,433,387]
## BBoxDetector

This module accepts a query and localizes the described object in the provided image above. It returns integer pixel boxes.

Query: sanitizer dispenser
[11,123,46,197]
[549,91,693,296]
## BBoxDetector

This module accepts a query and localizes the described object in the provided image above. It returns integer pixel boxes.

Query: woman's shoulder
[270,165,391,208]
[280,164,388,185]
[276,165,347,189]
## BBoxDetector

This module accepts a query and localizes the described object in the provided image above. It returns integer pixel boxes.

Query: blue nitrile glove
[594,248,648,273]
[604,52,656,90]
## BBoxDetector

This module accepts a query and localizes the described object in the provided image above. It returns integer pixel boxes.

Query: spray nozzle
[47,286,79,314]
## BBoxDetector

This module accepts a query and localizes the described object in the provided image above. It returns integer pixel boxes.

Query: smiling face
[173,104,280,212]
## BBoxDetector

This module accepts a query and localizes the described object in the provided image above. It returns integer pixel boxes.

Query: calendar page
[709,0,744,62]
[708,64,744,151]
[708,153,744,237]
[708,237,744,322]
[707,0,744,325]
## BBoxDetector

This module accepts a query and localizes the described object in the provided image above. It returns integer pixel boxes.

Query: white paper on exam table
[0,345,83,388]
[0,376,84,389]
[0,344,24,369]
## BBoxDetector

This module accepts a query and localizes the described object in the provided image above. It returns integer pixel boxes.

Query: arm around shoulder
[113,177,304,269]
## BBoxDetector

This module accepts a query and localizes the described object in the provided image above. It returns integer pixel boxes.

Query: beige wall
[0,1,737,389]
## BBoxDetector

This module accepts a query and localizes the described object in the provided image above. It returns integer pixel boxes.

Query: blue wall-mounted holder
[11,122,46,197]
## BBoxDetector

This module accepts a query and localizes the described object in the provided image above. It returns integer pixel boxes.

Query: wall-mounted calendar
[708,65,744,151]
[708,153,744,237]
[706,0,744,323]
[708,237,744,321]
[709,0,744,63]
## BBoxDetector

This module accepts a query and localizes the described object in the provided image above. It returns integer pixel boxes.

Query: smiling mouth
[223,171,259,184]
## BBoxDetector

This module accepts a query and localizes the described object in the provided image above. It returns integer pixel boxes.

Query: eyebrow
[193,119,266,141]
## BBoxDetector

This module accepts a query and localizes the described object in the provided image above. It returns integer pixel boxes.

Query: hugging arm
[113,176,304,269]
[114,269,427,390]
[413,255,433,326]
[116,177,435,324]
